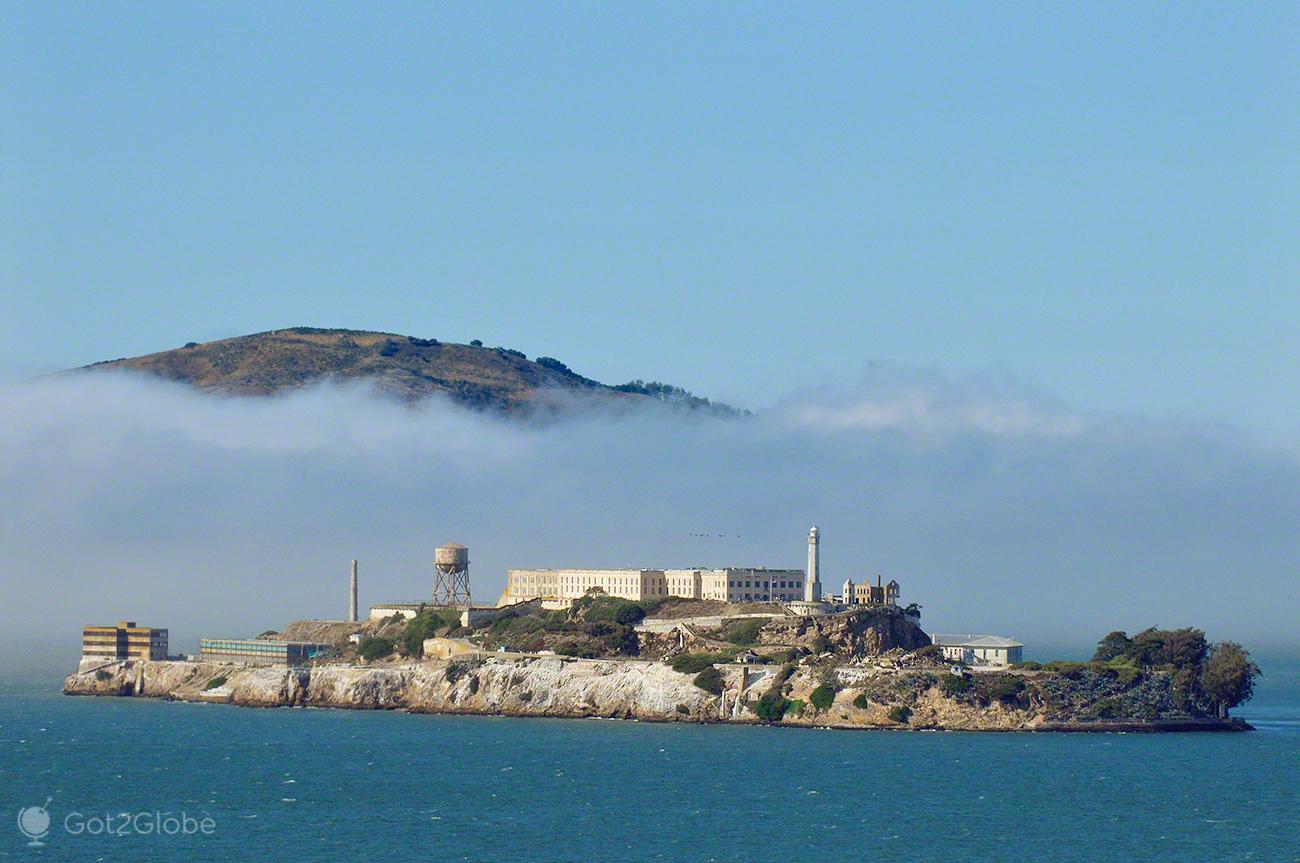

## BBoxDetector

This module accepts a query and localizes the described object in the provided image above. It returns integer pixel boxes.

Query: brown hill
[81,327,742,415]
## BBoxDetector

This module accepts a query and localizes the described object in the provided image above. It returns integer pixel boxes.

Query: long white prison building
[500,567,808,606]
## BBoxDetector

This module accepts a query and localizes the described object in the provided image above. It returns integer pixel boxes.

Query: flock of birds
[688,532,741,539]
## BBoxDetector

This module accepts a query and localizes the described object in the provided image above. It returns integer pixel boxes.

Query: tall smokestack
[806,526,821,602]
[349,560,358,623]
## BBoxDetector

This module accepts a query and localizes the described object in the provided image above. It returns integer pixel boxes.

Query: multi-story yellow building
[501,567,807,606]
[81,621,168,661]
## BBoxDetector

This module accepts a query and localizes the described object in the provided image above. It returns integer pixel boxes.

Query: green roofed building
[198,638,330,667]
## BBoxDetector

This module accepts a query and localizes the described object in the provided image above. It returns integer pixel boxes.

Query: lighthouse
[806,526,822,601]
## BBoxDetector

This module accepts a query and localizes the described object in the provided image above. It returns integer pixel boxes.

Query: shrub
[183,341,199,348]
[614,604,646,626]
[407,336,439,347]
[671,652,727,674]
[203,676,228,691]
[809,634,832,655]
[723,618,766,646]
[1011,661,1043,671]
[94,669,112,682]
[914,644,941,659]
[769,647,802,664]
[1111,664,1142,686]
[786,699,805,718]
[379,340,401,357]
[809,684,836,711]
[754,691,791,722]
[470,339,483,347]
[888,705,911,724]
[676,704,690,715]
[556,643,600,659]
[357,637,394,661]
[693,667,723,695]
[940,673,972,696]
[536,356,575,375]
[984,675,1025,702]
[1043,661,1089,677]
[852,692,869,710]
[401,609,455,657]
[496,347,526,359]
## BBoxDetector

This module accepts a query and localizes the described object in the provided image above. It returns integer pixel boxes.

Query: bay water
[2,648,1296,861]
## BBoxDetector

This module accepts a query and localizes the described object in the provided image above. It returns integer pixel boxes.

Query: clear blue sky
[3,4,1296,432]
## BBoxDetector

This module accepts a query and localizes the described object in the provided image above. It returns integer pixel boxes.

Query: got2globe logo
[16,799,52,847]
[16,801,216,847]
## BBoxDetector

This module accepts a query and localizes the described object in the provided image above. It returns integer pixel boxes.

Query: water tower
[433,542,471,609]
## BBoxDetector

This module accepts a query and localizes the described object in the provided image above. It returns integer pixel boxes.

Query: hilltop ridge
[81,327,744,416]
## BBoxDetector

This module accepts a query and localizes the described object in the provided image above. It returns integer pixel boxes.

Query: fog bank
[2,367,1295,657]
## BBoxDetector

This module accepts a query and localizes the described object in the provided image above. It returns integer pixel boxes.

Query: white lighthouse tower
[806,525,822,601]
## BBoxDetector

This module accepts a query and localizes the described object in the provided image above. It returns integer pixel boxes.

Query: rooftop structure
[82,621,168,661]
[433,542,471,609]
[931,634,1025,667]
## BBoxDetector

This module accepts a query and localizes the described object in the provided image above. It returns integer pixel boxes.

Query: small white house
[931,634,1024,667]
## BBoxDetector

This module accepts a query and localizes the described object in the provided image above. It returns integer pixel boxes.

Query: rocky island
[64,598,1258,732]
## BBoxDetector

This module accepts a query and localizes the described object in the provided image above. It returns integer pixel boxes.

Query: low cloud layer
[2,368,1296,658]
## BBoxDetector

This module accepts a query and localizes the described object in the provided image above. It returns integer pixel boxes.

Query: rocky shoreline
[63,656,1251,732]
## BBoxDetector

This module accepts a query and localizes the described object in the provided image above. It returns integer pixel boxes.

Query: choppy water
[1,650,1297,862]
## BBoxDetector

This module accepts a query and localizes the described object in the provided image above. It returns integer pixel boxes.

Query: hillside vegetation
[80,327,745,415]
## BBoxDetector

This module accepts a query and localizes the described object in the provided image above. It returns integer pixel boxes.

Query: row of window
[728,580,801,589]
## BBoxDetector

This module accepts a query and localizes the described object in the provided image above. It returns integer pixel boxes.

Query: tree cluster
[1091,627,1259,715]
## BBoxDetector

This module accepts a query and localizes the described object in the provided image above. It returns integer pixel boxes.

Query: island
[64,597,1258,732]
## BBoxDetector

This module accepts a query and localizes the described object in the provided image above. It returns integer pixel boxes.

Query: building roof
[931,634,1024,648]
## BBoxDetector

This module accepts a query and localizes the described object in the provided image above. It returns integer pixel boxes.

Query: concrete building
[82,621,168,661]
[500,567,807,606]
[197,638,330,666]
[932,634,1024,667]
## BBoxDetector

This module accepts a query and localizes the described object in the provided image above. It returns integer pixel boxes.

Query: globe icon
[17,802,51,847]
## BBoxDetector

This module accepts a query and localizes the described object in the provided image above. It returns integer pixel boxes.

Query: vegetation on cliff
[475,593,660,657]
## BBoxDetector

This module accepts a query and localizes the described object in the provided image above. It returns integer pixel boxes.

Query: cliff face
[67,657,719,721]
[64,656,1248,732]
[759,608,930,656]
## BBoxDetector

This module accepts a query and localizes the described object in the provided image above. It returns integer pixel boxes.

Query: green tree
[754,691,791,722]
[809,684,836,711]
[357,637,394,661]
[693,667,723,695]
[1201,642,1261,718]
[1092,631,1132,662]
[1161,627,1208,669]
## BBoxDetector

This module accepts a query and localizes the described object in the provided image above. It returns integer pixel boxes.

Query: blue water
[2,650,1297,862]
